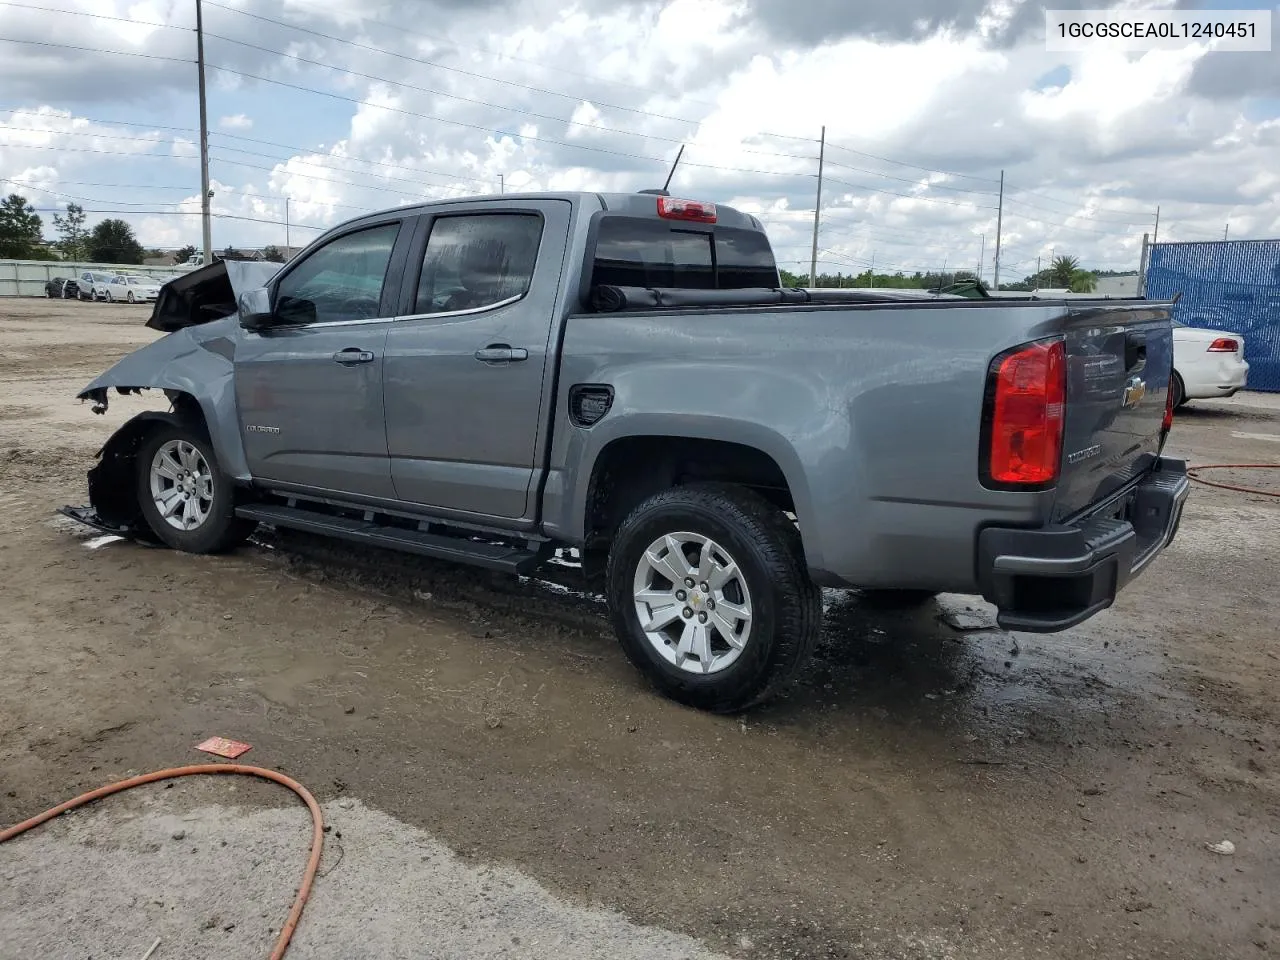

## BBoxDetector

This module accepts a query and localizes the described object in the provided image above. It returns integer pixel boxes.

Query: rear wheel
[606,483,821,713]
[136,422,256,554]
[1171,371,1187,408]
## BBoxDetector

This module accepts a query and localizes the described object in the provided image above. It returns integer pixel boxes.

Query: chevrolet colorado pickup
[65,191,1190,712]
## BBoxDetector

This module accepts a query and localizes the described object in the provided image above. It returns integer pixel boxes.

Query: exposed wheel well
[83,395,209,534]
[582,436,796,580]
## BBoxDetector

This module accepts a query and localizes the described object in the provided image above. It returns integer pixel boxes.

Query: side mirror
[238,287,274,330]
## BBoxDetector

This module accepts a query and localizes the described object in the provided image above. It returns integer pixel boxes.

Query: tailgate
[1053,303,1173,521]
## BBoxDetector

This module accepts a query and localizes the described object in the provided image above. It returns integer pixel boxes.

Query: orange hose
[0,763,324,960]
[1187,463,1280,498]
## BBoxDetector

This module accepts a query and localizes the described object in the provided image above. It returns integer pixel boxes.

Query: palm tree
[1069,270,1097,293]
[1049,255,1080,287]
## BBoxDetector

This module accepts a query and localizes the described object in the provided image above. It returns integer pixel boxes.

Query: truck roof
[326,191,767,236]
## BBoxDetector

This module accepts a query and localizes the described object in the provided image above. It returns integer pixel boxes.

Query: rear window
[590,218,777,291]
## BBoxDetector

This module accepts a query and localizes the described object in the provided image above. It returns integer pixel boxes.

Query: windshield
[127,277,149,285]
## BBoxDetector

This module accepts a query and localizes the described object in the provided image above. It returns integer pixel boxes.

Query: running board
[235,503,545,574]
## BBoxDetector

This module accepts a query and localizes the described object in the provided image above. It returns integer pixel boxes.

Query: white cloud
[0,0,1274,274]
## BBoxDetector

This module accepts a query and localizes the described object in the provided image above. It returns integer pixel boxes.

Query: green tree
[174,244,197,264]
[260,244,285,263]
[1049,255,1080,287]
[1068,269,1097,293]
[87,218,144,264]
[52,202,89,261]
[0,193,43,259]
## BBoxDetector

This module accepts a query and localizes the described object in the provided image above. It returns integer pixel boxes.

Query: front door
[234,219,407,500]
[383,200,572,520]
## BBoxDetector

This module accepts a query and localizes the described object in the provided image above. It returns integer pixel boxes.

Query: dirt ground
[1,296,1278,960]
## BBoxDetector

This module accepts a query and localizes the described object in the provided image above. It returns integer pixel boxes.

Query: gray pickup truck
[65,190,1189,712]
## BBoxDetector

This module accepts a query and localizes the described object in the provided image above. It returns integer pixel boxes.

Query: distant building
[1094,274,1139,297]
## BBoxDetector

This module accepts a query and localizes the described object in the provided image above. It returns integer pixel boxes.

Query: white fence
[0,259,190,297]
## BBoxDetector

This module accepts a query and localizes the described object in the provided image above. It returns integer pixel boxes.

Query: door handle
[474,344,529,363]
[333,348,375,365]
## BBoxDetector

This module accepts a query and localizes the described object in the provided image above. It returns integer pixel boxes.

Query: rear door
[382,199,572,521]
[1054,303,1174,519]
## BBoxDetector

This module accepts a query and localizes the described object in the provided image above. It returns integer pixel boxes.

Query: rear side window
[590,218,777,290]
[415,213,543,315]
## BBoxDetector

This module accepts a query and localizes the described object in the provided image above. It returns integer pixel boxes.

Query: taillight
[981,338,1066,489]
[1163,377,1175,432]
[1206,337,1238,352]
[657,197,717,223]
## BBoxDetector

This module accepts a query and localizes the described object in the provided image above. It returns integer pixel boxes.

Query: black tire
[858,588,937,609]
[1171,371,1187,408]
[606,483,822,713]
[135,420,256,554]
[105,290,114,302]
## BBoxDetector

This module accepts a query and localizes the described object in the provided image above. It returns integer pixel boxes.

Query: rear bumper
[977,458,1189,632]
[1183,358,1249,398]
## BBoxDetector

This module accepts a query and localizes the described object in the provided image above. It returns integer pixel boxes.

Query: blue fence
[1144,239,1280,392]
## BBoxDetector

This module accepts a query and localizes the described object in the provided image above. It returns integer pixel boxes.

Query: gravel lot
[1,296,1278,959]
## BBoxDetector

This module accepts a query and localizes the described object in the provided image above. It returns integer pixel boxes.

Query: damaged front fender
[76,316,251,483]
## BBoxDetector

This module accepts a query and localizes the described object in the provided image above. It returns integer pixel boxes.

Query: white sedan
[1171,320,1249,407]
[103,274,162,304]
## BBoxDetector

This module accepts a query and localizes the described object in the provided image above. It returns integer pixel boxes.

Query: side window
[274,222,401,325]
[415,213,542,315]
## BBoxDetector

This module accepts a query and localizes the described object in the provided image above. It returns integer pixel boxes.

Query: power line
[208,153,474,201]
[0,0,815,156]
[0,111,493,188]
[820,156,999,196]
[212,144,481,192]
[29,207,328,230]
[1004,195,1150,226]
[0,36,191,65]
[823,140,1001,184]
[0,1,184,29]
[0,176,190,206]
[203,1,722,134]
[202,27,818,165]
[822,174,998,209]
[206,61,812,178]
[0,38,811,178]
[235,0,738,117]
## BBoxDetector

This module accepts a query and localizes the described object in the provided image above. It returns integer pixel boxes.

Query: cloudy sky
[0,0,1276,281]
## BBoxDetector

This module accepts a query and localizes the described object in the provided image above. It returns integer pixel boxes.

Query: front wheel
[105,290,114,302]
[1171,371,1187,409]
[136,422,256,554]
[606,483,822,713]
[127,291,135,303]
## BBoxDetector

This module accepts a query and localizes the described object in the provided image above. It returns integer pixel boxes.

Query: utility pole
[992,169,1004,290]
[285,197,290,256]
[977,234,985,283]
[498,174,504,194]
[869,251,875,288]
[809,125,826,288]
[1138,232,1149,296]
[195,0,213,265]
[1224,223,1229,240]
[1152,205,1160,245]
